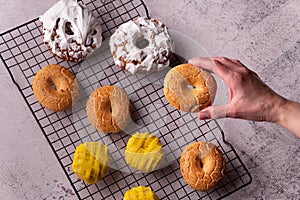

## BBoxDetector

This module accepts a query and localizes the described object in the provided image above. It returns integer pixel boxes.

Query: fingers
[229,58,244,66]
[213,57,245,71]
[189,57,252,85]
[188,57,216,72]
[199,105,227,120]
[189,57,231,84]
[188,57,231,78]
[190,57,245,71]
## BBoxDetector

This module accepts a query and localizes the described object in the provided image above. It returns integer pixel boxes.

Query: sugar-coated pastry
[110,17,174,74]
[40,0,103,62]
[125,132,164,172]
[180,141,226,191]
[123,186,159,200]
[32,64,79,111]
[164,63,217,112]
[72,142,111,184]
[86,86,131,133]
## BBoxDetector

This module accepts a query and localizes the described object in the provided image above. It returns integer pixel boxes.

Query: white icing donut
[40,0,103,62]
[109,17,174,74]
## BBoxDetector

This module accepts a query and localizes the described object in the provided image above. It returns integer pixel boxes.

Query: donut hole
[199,159,203,168]
[182,80,196,90]
[65,21,74,35]
[187,84,196,90]
[48,78,66,93]
[51,82,57,90]
[91,29,97,36]
[50,82,66,93]
[135,37,150,49]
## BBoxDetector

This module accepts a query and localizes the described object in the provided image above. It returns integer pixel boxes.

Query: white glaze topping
[40,0,102,62]
[109,17,174,74]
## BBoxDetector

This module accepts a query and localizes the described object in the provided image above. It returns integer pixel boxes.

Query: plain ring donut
[86,85,131,133]
[109,17,174,74]
[33,64,78,112]
[164,63,217,112]
[180,141,226,191]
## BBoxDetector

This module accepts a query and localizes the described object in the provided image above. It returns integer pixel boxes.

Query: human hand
[188,57,287,122]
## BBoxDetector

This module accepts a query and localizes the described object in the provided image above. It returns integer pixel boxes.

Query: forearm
[189,57,300,137]
[275,100,300,138]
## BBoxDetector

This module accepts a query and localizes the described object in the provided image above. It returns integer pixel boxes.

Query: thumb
[199,105,227,120]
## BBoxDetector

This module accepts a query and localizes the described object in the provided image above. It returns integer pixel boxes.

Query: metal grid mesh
[0,0,252,199]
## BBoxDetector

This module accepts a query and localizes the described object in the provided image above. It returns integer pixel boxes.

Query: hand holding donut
[189,57,300,137]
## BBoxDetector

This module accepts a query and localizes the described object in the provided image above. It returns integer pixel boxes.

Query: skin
[189,57,300,138]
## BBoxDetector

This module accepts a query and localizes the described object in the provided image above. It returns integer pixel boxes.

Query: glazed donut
[109,17,174,74]
[86,86,131,133]
[40,0,102,62]
[180,141,226,191]
[33,64,78,111]
[164,63,217,112]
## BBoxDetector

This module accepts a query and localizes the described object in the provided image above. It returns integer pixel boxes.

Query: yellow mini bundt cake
[123,186,159,200]
[125,132,164,172]
[72,142,111,184]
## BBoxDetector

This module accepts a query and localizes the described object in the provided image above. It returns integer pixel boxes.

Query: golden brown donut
[86,86,131,133]
[33,64,78,111]
[180,141,226,191]
[164,63,217,112]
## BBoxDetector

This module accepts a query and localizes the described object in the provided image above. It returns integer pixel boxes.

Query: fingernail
[199,111,210,120]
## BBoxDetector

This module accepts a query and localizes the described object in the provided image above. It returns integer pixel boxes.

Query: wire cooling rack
[0,0,252,199]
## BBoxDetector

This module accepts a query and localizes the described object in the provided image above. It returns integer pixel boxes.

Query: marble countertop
[0,0,299,199]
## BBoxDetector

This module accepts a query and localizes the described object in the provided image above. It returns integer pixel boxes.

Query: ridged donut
[164,64,217,112]
[32,64,78,111]
[86,86,131,133]
[180,141,226,191]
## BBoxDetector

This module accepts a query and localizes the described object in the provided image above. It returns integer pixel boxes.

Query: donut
[86,86,131,133]
[164,63,217,112]
[180,141,226,191]
[40,0,102,62]
[123,186,159,200]
[109,17,174,74]
[32,64,78,112]
[125,132,164,172]
[72,142,111,184]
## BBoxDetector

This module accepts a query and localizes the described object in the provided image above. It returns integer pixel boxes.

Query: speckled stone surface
[0,0,299,199]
